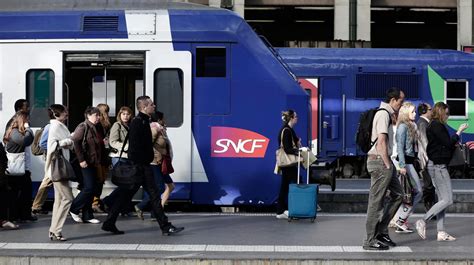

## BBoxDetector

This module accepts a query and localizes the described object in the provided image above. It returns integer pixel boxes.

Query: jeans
[364,157,403,246]
[70,167,98,220]
[421,167,437,211]
[394,164,423,221]
[104,163,171,231]
[424,161,453,232]
[136,165,165,211]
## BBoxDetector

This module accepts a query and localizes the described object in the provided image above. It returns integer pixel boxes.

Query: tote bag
[5,151,25,176]
[276,128,302,167]
[50,146,76,182]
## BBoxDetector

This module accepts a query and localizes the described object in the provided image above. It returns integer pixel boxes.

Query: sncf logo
[211,127,270,158]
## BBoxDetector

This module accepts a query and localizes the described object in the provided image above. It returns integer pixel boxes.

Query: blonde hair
[97,103,111,130]
[397,102,417,141]
[4,112,28,142]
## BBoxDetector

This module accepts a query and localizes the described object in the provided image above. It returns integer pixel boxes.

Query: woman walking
[70,107,103,224]
[45,104,74,241]
[3,112,35,222]
[415,102,468,241]
[392,102,423,233]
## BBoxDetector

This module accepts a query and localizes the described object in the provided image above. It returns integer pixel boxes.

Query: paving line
[0,243,412,253]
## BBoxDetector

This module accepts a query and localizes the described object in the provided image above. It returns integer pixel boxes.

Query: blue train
[0,1,309,206]
[1,1,472,207]
[279,48,474,178]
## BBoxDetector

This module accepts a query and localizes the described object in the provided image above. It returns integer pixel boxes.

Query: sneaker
[415,219,426,239]
[395,220,413,233]
[276,211,288,220]
[437,231,456,241]
[83,218,101,224]
[376,234,396,247]
[1,221,19,230]
[162,225,184,236]
[134,205,144,220]
[362,241,389,251]
[70,212,83,223]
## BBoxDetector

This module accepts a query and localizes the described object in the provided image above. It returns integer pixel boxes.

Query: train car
[278,48,474,178]
[0,1,310,206]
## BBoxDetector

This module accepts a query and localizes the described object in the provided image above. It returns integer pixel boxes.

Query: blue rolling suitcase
[288,150,318,222]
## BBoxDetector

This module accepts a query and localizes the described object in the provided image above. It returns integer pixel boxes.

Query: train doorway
[63,52,144,130]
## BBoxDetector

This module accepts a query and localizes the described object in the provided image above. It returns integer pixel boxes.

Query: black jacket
[128,112,154,165]
[426,120,459,165]
[278,124,299,155]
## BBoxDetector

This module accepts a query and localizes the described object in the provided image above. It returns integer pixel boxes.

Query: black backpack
[356,108,390,153]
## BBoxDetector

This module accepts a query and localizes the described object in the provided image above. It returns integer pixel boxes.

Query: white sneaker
[84,218,101,224]
[276,211,288,220]
[415,219,426,240]
[437,231,456,241]
[70,212,83,223]
[395,220,414,233]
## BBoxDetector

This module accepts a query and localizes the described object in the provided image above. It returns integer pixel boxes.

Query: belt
[367,155,382,160]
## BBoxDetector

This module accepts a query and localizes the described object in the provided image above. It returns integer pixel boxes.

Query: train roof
[0,1,244,41]
[0,0,216,11]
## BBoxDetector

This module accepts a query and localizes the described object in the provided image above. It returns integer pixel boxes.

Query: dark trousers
[0,179,14,221]
[276,166,297,215]
[136,164,165,212]
[70,167,98,220]
[104,164,171,231]
[7,171,32,220]
[421,168,437,212]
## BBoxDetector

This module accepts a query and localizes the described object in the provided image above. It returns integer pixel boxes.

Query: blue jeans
[136,165,165,211]
[70,167,98,220]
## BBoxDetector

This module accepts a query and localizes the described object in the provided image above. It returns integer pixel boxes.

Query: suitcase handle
[297,149,310,185]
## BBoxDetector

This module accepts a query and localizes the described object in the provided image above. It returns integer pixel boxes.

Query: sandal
[49,232,67,241]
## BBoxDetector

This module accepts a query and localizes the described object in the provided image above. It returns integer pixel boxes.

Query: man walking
[416,103,436,212]
[363,88,405,250]
[102,96,184,235]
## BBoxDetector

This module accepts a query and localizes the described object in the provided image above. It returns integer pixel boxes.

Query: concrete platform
[1,212,473,264]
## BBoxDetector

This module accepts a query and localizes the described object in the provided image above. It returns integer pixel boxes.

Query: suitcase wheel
[288,218,292,222]
[311,218,315,223]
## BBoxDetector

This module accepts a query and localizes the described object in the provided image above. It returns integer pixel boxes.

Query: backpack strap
[370,108,392,147]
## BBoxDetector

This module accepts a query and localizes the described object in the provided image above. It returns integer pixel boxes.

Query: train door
[147,50,192,200]
[319,77,344,158]
[64,52,144,129]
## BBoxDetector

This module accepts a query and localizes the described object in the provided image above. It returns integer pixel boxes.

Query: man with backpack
[362,87,405,251]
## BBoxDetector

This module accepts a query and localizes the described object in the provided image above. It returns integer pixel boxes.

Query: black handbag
[400,173,414,205]
[50,142,76,182]
[109,134,136,189]
[449,144,466,167]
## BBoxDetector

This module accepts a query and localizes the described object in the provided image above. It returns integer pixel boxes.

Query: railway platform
[0,212,473,264]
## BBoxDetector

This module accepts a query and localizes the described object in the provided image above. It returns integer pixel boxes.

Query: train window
[445,80,468,118]
[196,48,226,77]
[26,69,55,127]
[154,69,183,127]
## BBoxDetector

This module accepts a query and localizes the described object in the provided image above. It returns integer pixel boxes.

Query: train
[1,1,473,207]
[279,48,474,179]
[0,1,309,206]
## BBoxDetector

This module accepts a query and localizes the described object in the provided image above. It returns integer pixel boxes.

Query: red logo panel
[211,127,269,158]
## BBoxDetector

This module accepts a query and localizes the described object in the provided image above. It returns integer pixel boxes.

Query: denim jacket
[396,123,416,169]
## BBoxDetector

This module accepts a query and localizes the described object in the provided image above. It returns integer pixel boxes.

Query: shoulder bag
[51,142,76,182]
[5,151,25,176]
[109,134,136,189]
[276,128,302,168]
[449,144,466,167]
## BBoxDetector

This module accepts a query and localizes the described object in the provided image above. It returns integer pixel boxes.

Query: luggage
[288,149,318,222]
